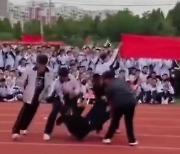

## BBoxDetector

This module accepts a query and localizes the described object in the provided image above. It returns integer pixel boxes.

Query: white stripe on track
[0,130,180,138]
[0,141,180,151]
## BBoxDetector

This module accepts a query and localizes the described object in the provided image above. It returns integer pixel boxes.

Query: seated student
[0,78,14,102]
[161,79,175,104]
[149,78,162,104]
[151,71,157,79]
[140,66,149,83]
[161,73,169,82]
[17,58,27,74]
[139,76,153,103]
[6,70,16,88]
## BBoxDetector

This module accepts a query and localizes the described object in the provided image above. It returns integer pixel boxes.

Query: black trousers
[105,104,136,143]
[44,95,84,135]
[86,98,110,132]
[161,91,173,99]
[44,97,65,135]
[64,94,82,115]
[12,100,40,134]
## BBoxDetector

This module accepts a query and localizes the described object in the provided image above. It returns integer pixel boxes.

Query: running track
[0,103,180,154]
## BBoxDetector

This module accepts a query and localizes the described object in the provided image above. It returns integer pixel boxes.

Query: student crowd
[0,44,175,104]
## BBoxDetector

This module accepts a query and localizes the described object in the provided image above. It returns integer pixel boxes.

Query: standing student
[43,67,81,141]
[12,54,54,140]
[102,71,138,146]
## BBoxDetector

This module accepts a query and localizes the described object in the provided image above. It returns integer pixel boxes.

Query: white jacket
[18,66,54,104]
[53,74,81,102]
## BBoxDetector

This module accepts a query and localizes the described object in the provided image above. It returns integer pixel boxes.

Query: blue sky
[10,0,178,15]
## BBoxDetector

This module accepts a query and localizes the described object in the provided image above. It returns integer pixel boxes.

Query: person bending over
[43,67,81,141]
[102,71,138,146]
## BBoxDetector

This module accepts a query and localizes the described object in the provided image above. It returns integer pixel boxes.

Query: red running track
[0,103,180,154]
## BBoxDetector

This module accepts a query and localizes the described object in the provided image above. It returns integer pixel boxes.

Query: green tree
[140,9,175,36]
[2,18,12,32]
[98,9,142,41]
[92,16,101,35]
[167,2,180,35]
[24,20,41,35]
[13,21,22,39]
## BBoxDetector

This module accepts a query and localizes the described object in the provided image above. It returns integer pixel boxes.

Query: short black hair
[162,73,168,76]
[143,66,148,69]
[136,69,141,72]
[102,71,115,80]
[147,75,152,80]
[58,67,69,77]
[88,67,93,71]
[93,73,101,80]
[36,54,48,65]
[0,78,6,82]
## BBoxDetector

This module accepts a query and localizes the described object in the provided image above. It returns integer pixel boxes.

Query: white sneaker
[129,141,138,146]
[43,134,51,141]
[102,139,112,144]
[20,130,28,135]
[161,98,165,104]
[12,134,20,140]
[164,98,169,105]
[138,100,142,104]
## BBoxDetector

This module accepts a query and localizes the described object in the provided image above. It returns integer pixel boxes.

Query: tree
[0,6,177,44]
[140,9,175,36]
[92,16,101,34]
[13,22,22,39]
[98,9,142,41]
[24,20,41,35]
[167,2,180,35]
[2,18,12,32]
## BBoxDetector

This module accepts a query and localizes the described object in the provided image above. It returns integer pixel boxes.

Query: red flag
[22,34,43,43]
[120,34,180,60]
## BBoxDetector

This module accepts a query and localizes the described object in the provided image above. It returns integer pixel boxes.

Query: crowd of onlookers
[0,44,176,104]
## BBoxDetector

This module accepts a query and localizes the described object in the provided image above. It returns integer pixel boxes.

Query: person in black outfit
[86,74,109,133]
[43,67,81,141]
[12,54,53,140]
[102,71,138,146]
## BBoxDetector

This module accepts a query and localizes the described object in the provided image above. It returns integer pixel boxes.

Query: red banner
[0,41,64,46]
[120,34,180,60]
[22,34,43,43]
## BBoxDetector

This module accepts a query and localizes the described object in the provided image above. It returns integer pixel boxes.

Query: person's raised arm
[105,49,119,68]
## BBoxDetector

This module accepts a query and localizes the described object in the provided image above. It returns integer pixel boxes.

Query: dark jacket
[106,79,137,107]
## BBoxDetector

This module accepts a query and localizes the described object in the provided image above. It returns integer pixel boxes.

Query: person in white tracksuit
[12,54,54,140]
